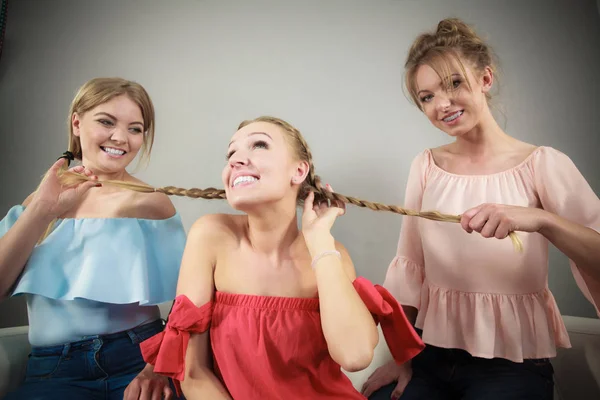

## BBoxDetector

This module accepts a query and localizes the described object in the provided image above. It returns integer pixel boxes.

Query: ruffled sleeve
[353,277,425,365]
[10,212,186,305]
[383,151,429,309]
[0,205,24,238]
[532,147,600,316]
[141,295,213,395]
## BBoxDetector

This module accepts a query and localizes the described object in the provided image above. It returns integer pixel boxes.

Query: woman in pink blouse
[362,18,600,400]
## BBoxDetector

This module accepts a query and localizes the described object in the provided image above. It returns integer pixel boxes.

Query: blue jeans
[3,319,173,400]
[369,342,554,400]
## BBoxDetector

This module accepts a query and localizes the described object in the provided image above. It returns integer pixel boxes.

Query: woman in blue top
[0,77,186,400]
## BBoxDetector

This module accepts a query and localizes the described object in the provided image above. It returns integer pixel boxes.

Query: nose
[110,125,128,144]
[434,93,452,114]
[228,151,249,168]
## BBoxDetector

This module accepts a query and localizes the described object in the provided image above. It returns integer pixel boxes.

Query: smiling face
[222,120,310,212]
[413,57,493,138]
[72,94,145,174]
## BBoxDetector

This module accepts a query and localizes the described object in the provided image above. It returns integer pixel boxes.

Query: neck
[245,199,301,256]
[453,105,513,156]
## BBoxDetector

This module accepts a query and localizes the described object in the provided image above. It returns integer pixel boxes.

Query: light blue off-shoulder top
[0,205,187,347]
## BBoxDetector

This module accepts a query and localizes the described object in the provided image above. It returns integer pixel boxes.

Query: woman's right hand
[29,158,100,219]
[361,360,413,399]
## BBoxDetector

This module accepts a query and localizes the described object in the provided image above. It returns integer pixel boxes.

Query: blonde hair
[56,116,523,252]
[405,18,497,110]
[68,77,155,163]
[38,77,156,243]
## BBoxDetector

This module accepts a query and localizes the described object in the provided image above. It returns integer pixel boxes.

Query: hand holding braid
[56,168,524,252]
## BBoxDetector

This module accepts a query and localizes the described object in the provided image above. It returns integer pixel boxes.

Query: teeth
[443,111,463,122]
[233,175,258,187]
[103,147,125,156]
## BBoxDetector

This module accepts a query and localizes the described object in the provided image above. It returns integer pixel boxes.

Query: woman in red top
[140,116,424,399]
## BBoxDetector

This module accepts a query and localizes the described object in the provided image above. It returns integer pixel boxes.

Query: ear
[291,159,310,186]
[71,113,82,137]
[480,66,494,94]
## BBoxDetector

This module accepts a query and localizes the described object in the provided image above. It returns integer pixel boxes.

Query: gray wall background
[0,0,599,327]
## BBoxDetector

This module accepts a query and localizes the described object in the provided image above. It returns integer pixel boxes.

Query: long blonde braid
[54,116,524,252]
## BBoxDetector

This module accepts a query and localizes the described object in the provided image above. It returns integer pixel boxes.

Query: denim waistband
[30,319,164,357]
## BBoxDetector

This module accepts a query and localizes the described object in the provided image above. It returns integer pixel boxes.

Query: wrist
[25,199,56,224]
[143,363,155,372]
[538,209,559,236]
[305,233,335,257]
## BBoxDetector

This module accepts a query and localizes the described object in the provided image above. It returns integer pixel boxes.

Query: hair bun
[436,18,478,41]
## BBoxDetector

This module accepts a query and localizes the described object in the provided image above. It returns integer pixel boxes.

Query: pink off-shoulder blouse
[383,146,600,362]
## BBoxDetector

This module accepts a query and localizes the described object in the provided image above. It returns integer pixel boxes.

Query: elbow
[334,333,377,372]
[337,346,375,372]
[332,325,379,372]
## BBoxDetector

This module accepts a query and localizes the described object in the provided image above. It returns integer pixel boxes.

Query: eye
[129,127,143,134]
[97,119,114,127]
[226,149,235,160]
[252,140,269,150]
[451,79,462,89]
[420,94,433,103]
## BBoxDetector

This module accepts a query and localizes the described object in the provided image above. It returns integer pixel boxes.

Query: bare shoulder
[129,191,176,219]
[188,213,246,244]
[430,144,454,157]
[515,141,539,158]
[125,176,176,219]
[334,240,357,280]
[429,145,452,167]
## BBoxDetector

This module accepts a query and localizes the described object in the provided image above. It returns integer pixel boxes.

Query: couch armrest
[554,316,600,400]
[0,326,30,398]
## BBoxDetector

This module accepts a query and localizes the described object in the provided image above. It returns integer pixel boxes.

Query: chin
[437,123,476,138]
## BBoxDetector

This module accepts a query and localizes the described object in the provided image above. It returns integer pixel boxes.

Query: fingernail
[96,183,102,187]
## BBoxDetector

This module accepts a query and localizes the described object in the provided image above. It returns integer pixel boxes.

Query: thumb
[303,191,315,214]
[50,157,68,172]
[391,380,406,400]
[44,158,67,182]
[460,204,482,232]
[461,204,483,220]
[163,384,174,400]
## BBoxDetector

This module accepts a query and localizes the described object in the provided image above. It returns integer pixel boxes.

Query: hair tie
[58,151,75,166]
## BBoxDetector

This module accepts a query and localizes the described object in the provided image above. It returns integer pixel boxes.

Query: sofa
[1,303,598,399]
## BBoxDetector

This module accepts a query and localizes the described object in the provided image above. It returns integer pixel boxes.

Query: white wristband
[311,250,341,269]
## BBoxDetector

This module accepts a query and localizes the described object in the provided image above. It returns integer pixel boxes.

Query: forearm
[0,203,53,297]
[540,211,600,280]
[181,368,232,400]
[181,332,232,400]
[311,237,378,372]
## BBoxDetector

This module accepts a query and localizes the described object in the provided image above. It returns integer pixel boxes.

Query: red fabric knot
[352,277,425,365]
[140,295,213,396]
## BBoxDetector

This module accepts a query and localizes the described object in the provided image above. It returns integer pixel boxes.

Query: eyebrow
[417,73,462,95]
[94,112,144,127]
[228,131,272,147]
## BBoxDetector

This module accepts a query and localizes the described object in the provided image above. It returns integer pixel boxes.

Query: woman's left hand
[460,203,550,239]
[301,184,346,253]
[123,363,174,400]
